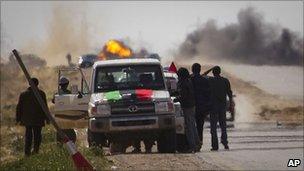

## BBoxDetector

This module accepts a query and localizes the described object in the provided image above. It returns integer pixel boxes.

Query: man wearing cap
[52,76,76,143]
[58,76,72,94]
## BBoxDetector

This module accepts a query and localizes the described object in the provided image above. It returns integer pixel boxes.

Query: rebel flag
[168,62,177,73]
[104,89,153,102]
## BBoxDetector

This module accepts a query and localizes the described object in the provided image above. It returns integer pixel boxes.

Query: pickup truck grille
[111,102,155,115]
[112,119,156,127]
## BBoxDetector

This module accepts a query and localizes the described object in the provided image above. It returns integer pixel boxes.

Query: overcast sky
[1,1,303,62]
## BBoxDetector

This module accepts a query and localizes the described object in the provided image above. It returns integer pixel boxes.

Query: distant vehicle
[78,54,98,68]
[146,53,161,61]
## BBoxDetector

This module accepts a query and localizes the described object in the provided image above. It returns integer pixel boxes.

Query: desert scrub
[0,125,109,170]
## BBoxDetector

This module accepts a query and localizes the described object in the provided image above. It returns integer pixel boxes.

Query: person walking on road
[177,67,200,152]
[205,66,233,150]
[191,63,211,150]
[16,78,49,156]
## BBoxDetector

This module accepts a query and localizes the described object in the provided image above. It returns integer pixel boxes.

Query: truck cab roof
[93,58,161,68]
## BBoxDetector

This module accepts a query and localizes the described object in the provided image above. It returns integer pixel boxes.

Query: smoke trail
[177,7,303,66]
[40,4,90,65]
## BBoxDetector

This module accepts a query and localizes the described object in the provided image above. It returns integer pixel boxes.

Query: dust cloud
[22,3,92,66]
[176,7,303,66]
[174,7,303,123]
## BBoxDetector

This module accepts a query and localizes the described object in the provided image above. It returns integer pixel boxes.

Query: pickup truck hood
[90,90,170,104]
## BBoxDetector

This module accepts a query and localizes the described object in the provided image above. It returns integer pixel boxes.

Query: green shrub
[0,126,109,170]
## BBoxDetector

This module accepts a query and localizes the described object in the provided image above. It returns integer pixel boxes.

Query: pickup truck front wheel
[87,129,107,147]
[157,129,176,153]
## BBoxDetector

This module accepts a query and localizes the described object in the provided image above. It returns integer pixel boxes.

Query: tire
[87,129,107,147]
[56,129,76,143]
[157,129,176,153]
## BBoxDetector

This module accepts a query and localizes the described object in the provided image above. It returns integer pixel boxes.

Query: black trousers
[195,109,208,144]
[25,126,42,156]
[210,104,228,149]
[134,139,154,151]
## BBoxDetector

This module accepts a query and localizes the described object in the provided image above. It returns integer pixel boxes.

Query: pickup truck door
[54,68,91,119]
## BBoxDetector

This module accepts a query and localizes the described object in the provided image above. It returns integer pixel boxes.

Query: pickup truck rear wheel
[157,129,176,153]
[87,129,107,147]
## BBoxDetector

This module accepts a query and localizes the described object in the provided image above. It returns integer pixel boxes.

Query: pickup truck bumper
[89,114,175,133]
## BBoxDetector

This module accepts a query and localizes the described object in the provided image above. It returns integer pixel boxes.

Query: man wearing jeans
[191,63,211,150]
[207,66,233,150]
[16,78,49,156]
[177,68,200,152]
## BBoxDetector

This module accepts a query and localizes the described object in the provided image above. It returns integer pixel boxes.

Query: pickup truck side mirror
[77,91,83,98]
[173,98,180,103]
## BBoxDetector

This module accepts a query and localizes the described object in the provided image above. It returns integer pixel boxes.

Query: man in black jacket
[16,78,49,156]
[191,63,211,149]
[206,66,233,150]
[177,68,200,152]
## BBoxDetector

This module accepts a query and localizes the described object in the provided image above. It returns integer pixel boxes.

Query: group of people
[176,63,233,152]
[15,63,233,156]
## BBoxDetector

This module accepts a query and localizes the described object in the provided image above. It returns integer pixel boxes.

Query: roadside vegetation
[0,58,110,170]
[0,125,110,170]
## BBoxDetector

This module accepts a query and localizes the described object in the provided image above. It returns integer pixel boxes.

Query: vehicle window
[94,65,165,92]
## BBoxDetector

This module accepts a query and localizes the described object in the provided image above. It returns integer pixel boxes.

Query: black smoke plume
[177,7,303,66]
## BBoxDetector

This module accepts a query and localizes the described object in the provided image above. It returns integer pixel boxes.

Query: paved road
[198,122,304,170]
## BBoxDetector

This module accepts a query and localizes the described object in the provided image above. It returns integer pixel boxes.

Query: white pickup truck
[53,58,180,153]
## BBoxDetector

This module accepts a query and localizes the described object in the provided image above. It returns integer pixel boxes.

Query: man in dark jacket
[177,68,200,152]
[16,78,49,156]
[207,66,233,150]
[190,63,211,149]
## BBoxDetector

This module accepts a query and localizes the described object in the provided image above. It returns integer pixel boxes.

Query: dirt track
[75,130,219,170]
[106,151,219,170]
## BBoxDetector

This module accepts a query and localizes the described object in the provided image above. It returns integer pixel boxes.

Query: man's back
[209,76,232,105]
[17,88,47,126]
[191,74,211,110]
[177,78,195,109]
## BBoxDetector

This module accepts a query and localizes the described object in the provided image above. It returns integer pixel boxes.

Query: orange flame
[98,40,132,60]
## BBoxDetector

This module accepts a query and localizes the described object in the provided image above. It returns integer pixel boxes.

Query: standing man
[191,63,211,150]
[16,78,49,156]
[176,68,200,152]
[52,76,76,143]
[58,76,72,94]
[206,66,233,150]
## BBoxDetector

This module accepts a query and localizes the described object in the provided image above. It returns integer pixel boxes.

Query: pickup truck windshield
[94,65,165,92]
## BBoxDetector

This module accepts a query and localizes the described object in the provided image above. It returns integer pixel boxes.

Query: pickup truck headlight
[155,101,174,114]
[89,103,111,116]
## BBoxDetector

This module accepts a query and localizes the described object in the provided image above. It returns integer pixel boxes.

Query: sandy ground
[74,129,219,170]
[106,152,219,170]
